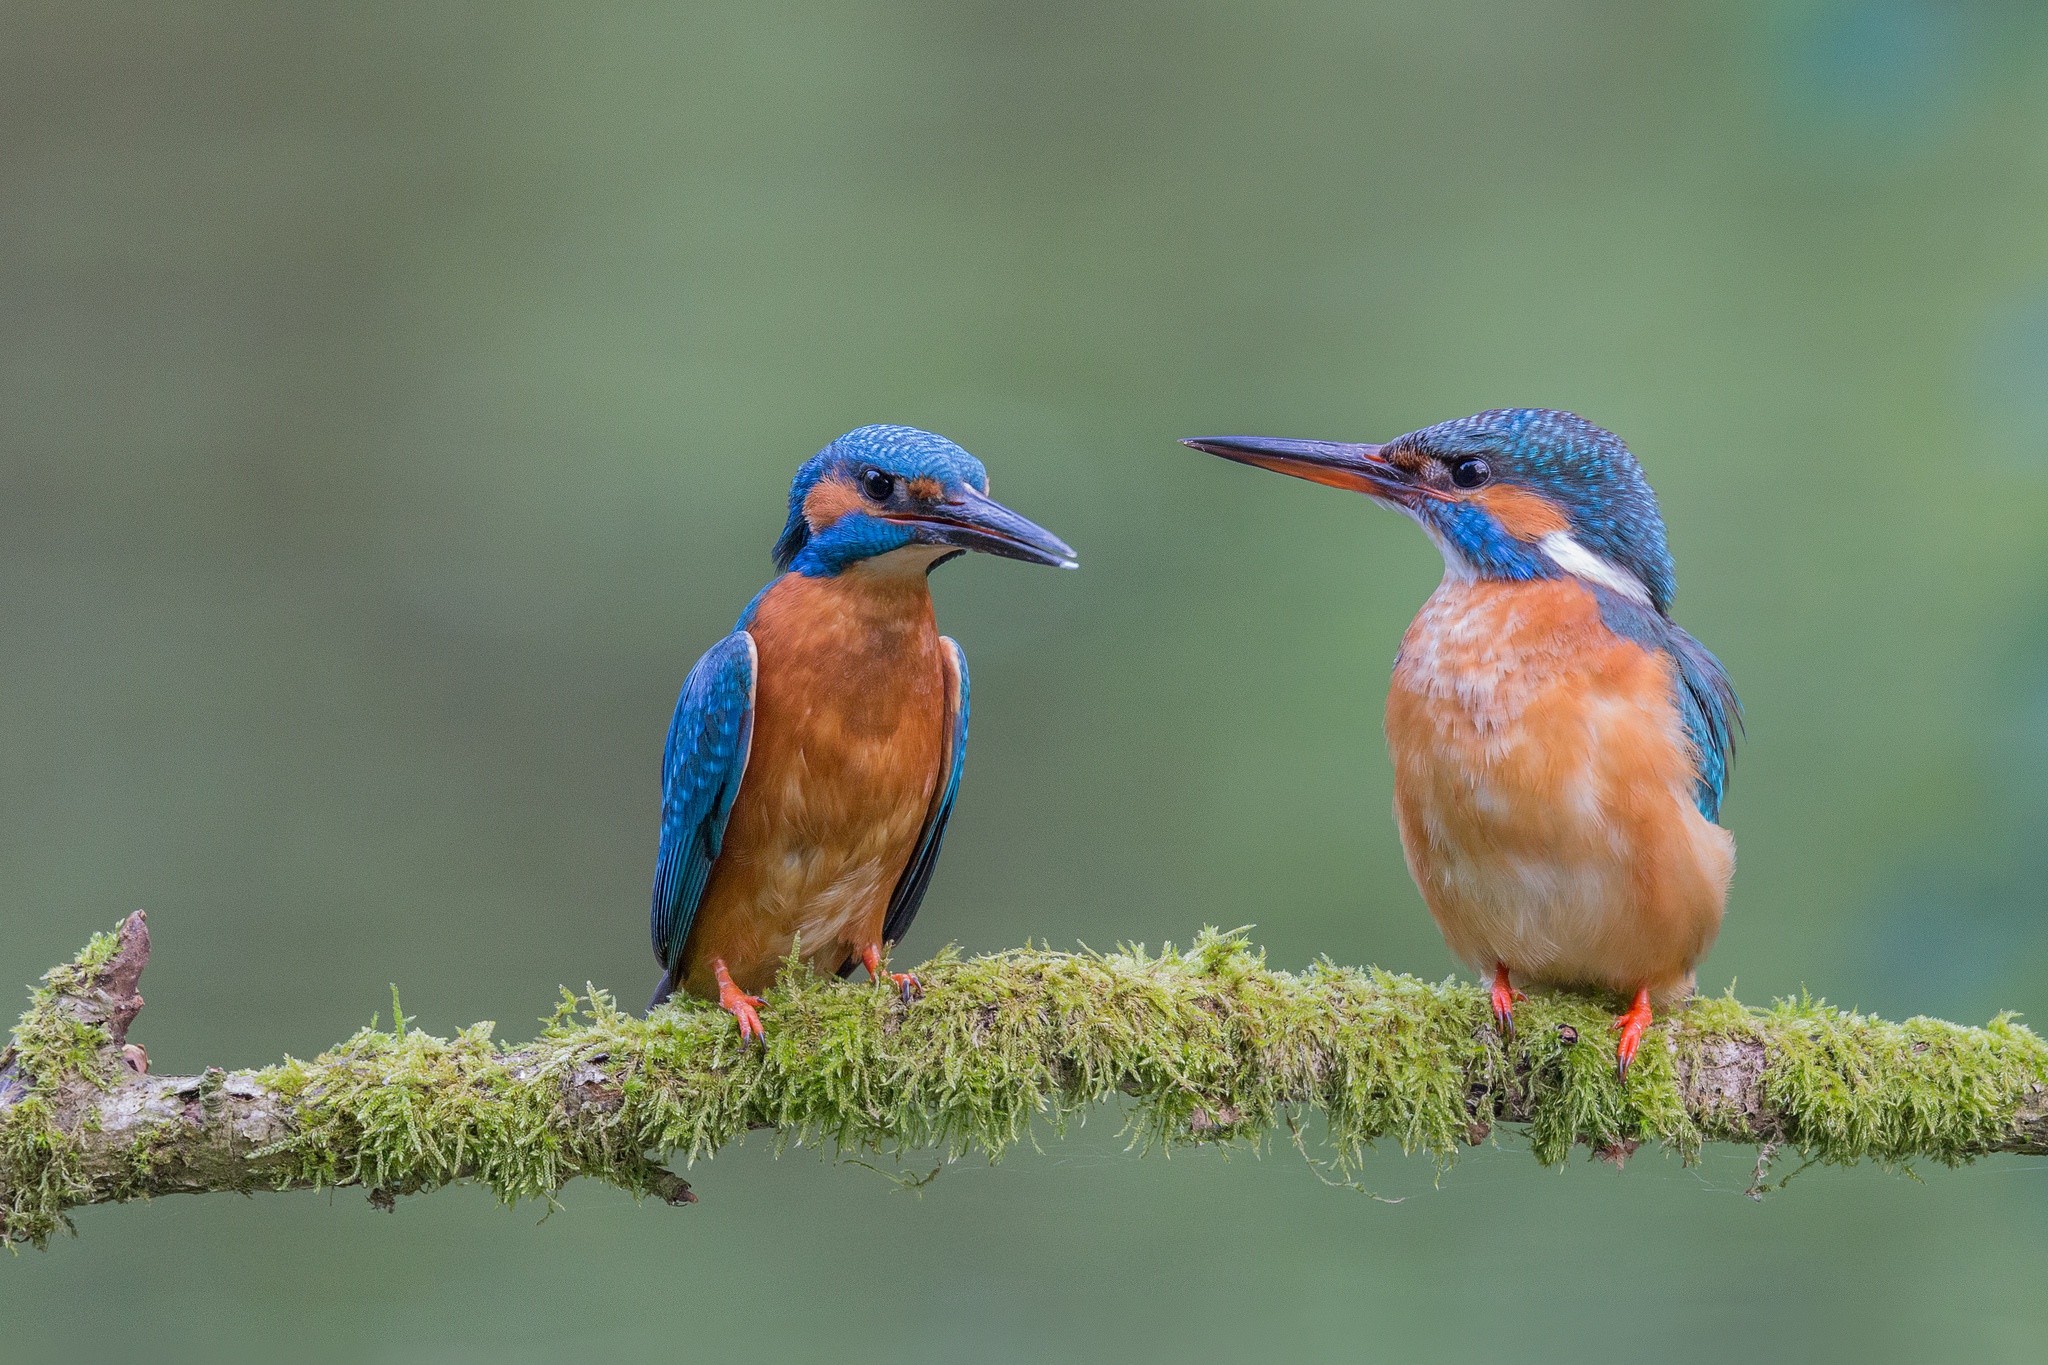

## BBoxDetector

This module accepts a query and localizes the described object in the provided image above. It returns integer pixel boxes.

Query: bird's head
[774,424,1077,578]
[1185,408,1675,613]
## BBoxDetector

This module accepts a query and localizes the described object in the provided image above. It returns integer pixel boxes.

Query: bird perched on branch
[647,424,1076,1038]
[1186,410,1737,1077]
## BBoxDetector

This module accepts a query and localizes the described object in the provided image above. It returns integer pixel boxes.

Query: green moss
[0,927,126,1247]
[1752,996,2048,1168]
[235,929,2048,1208]
[14,920,2048,1244]
[7,926,122,1095]
[110,1123,185,1203]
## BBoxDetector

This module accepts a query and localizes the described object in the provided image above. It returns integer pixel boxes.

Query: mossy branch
[6,913,2048,1247]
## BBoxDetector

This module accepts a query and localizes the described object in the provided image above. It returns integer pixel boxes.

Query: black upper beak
[1181,435,1412,502]
[890,485,1078,569]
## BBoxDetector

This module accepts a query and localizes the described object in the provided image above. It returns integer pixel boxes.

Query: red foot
[713,959,766,1046]
[860,942,923,1001]
[1489,964,1525,1036]
[1614,988,1653,1080]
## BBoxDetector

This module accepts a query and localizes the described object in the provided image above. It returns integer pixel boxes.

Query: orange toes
[723,991,766,1045]
[860,944,922,1003]
[1614,988,1654,1080]
[1489,964,1525,1035]
[713,959,767,1046]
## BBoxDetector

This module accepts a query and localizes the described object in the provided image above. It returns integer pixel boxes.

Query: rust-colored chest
[676,569,948,997]
[1384,576,1731,1000]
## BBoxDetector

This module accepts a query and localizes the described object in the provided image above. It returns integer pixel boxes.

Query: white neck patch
[1402,505,1478,582]
[848,543,952,580]
[1538,531,1653,606]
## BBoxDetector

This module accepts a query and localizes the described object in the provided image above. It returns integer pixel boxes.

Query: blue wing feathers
[1663,624,1740,821]
[1587,587,1740,822]
[879,638,969,951]
[650,631,757,972]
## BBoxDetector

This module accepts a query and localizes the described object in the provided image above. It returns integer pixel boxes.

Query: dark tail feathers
[647,966,680,1016]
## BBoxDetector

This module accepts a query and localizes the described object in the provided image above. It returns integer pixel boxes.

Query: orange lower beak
[1181,435,1415,504]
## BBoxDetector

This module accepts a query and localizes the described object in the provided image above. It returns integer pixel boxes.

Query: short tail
[647,965,680,1015]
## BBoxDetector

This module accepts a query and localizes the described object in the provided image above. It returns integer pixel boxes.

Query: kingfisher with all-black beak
[647,424,1076,1036]
[1186,410,1737,1077]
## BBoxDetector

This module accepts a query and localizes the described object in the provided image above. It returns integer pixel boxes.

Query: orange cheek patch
[1475,485,1570,541]
[803,476,866,529]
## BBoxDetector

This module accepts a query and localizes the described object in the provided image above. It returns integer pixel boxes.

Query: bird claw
[733,994,770,1047]
[1614,989,1653,1080]
[713,959,767,1047]
[722,990,767,1046]
[861,944,922,1003]
[1489,965,1525,1036]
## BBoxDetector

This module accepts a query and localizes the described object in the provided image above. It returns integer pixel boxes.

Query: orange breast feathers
[674,568,948,999]
[1384,577,1734,1004]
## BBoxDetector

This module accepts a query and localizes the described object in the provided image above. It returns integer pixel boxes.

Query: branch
[6,914,2048,1246]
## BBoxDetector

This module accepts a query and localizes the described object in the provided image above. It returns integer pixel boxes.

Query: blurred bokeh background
[5,1,2048,1359]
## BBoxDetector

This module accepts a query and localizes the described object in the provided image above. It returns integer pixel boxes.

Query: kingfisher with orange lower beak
[1186,410,1737,1077]
[647,424,1076,1035]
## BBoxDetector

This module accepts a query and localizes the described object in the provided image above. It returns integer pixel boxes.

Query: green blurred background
[6,1,2048,1359]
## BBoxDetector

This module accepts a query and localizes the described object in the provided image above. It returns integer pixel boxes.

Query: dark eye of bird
[1450,458,1491,489]
[860,468,896,502]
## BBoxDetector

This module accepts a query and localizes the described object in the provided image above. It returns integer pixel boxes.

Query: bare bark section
[5,914,2047,1245]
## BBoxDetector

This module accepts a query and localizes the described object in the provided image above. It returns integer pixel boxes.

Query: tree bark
[5,913,2046,1247]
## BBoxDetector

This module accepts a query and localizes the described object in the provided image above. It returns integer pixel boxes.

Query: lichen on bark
[6,912,2048,1249]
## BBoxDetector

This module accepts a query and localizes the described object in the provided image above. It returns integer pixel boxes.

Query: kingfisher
[1186,410,1737,1077]
[646,424,1076,1038]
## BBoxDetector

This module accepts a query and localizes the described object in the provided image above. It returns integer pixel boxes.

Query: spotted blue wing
[1588,588,1741,822]
[880,637,968,950]
[651,631,758,975]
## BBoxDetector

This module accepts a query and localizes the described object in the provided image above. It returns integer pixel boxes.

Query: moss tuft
[1752,996,2048,1167]
[1,927,128,1247]
[15,920,2048,1243]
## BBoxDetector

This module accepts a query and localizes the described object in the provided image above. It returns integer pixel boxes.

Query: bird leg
[1489,964,1525,1036]
[860,942,922,1001]
[712,959,766,1045]
[1614,988,1654,1079]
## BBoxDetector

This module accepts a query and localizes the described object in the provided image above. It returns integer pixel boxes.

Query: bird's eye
[1450,458,1491,489]
[860,468,896,502]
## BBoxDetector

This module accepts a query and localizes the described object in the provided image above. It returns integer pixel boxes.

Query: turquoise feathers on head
[1185,409,1736,819]
[649,423,1072,1025]
[773,425,992,575]
[1184,407,1739,1076]
[1393,409,1677,614]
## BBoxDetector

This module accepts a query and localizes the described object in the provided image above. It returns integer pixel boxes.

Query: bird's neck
[1419,510,1657,610]
[1394,577,1603,721]
[744,564,938,651]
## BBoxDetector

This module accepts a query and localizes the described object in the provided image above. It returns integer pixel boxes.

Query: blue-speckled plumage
[774,425,992,577]
[650,632,757,974]
[1390,409,1739,818]
[1588,585,1740,821]
[1397,409,1679,610]
[646,424,1072,1019]
[1185,408,1737,1075]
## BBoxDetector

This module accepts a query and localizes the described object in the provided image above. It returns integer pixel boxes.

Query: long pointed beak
[1181,435,1414,503]
[890,486,1078,569]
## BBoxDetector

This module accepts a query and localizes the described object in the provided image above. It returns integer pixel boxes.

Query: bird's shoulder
[1580,585,1740,821]
[664,630,758,783]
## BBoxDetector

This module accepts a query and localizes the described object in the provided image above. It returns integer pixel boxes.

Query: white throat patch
[849,543,953,580]
[1538,532,1653,606]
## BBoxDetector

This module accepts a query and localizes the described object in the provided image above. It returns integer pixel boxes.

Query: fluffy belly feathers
[1386,578,1732,1003]
[677,571,946,999]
